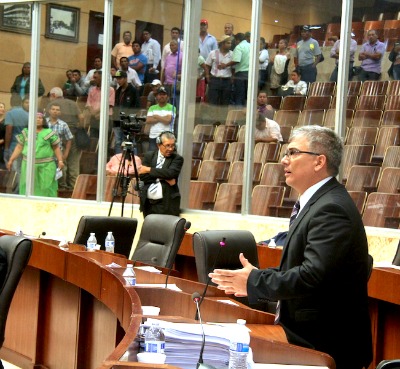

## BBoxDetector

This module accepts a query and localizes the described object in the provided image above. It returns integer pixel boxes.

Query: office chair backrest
[192,230,259,284]
[376,360,400,369]
[0,236,32,347]
[393,240,400,266]
[131,214,187,269]
[73,216,138,258]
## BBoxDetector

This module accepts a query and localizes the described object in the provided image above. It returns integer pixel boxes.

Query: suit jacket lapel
[280,177,340,266]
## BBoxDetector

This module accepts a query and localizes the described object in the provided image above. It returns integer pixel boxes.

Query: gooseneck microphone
[38,231,46,238]
[192,292,216,369]
[195,237,226,320]
[165,221,192,288]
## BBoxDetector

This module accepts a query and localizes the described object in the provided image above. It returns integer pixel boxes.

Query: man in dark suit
[210,126,372,369]
[138,131,183,217]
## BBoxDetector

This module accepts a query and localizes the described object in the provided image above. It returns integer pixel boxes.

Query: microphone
[192,292,216,369]
[195,237,226,320]
[38,231,46,238]
[165,220,192,288]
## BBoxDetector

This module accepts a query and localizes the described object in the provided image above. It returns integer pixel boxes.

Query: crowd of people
[0,22,398,200]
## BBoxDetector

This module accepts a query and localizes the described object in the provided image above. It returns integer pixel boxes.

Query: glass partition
[0,0,399,228]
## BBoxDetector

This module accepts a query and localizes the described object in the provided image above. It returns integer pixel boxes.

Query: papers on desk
[145,318,230,369]
[374,261,400,270]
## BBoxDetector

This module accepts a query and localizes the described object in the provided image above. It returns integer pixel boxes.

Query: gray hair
[290,125,343,176]
[160,131,176,143]
[50,87,63,98]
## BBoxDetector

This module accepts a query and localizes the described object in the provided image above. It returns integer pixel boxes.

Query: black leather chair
[192,230,259,284]
[376,360,400,369]
[192,230,273,311]
[73,216,138,258]
[393,240,400,266]
[0,236,33,368]
[131,214,187,269]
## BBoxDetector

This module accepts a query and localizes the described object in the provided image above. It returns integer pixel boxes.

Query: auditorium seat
[304,96,331,110]
[0,170,17,194]
[381,146,400,170]
[331,95,358,110]
[362,192,400,229]
[259,162,286,186]
[192,142,206,159]
[347,81,363,96]
[356,95,386,111]
[274,110,300,127]
[323,109,354,129]
[377,167,400,194]
[347,191,368,214]
[341,145,374,183]
[203,142,229,161]
[225,142,245,162]
[296,109,325,126]
[386,80,400,96]
[345,165,381,193]
[380,110,400,127]
[214,124,239,142]
[308,82,336,96]
[214,183,243,213]
[352,110,383,127]
[237,125,246,142]
[189,181,218,210]
[225,109,246,126]
[267,96,282,110]
[197,160,230,183]
[280,96,306,111]
[228,161,263,185]
[372,126,400,163]
[346,127,378,145]
[280,126,293,143]
[71,174,98,200]
[193,124,215,142]
[251,185,286,216]
[254,142,280,163]
[191,159,201,180]
[385,95,400,111]
[360,80,389,96]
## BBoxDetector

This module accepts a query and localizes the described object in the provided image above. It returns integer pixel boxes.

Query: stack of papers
[146,318,231,369]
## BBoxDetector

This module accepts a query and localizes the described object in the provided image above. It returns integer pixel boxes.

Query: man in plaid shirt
[46,103,73,190]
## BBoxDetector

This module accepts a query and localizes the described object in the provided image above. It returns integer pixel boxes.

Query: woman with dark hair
[6,113,64,197]
[388,41,400,80]
[10,62,45,98]
[269,39,291,94]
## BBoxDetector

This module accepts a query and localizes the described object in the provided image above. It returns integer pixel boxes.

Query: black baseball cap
[115,70,127,78]
[156,86,168,95]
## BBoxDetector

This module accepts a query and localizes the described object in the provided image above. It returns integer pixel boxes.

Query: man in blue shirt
[128,41,148,86]
[4,95,29,193]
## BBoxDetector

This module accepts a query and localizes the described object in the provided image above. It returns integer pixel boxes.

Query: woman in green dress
[6,112,64,197]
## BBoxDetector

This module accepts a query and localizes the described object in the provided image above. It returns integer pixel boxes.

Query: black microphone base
[197,363,217,369]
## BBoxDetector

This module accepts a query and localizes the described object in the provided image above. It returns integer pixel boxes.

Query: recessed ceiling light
[274,20,279,23]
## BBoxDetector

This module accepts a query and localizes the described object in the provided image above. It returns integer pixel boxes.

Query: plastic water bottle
[105,231,115,253]
[229,319,250,369]
[123,263,136,286]
[144,322,165,354]
[87,233,97,251]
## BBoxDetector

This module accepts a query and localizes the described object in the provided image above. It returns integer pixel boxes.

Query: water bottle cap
[237,319,246,325]
[127,263,133,268]
[90,233,95,236]
[108,231,113,235]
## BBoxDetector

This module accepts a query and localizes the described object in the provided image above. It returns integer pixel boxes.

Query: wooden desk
[178,232,400,368]
[0,232,335,369]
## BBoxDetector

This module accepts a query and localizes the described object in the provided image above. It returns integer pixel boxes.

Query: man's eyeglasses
[283,149,321,158]
[161,143,175,150]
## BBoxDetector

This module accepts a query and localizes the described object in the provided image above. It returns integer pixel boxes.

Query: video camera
[120,112,146,135]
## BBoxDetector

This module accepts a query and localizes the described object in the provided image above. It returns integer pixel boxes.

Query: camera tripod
[108,133,142,217]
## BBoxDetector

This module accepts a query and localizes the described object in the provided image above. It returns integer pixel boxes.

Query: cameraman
[113,70,137,154]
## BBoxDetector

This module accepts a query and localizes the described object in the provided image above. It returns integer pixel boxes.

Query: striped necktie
[147,155,165,195]
[289,200,300,227]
